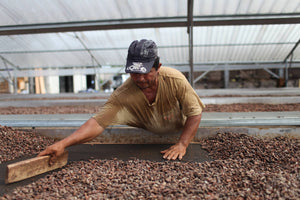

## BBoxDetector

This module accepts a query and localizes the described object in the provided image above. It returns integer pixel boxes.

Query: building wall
[73,74,87,93]
[45,76,59,94]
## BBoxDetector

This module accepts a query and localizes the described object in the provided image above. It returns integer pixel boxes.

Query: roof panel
[0,0,187,26]
[0,33,83,52]
[0,0,299,73]
[193,24,300,63]
[194,0,300,15]
[0,23,299,69]
[1,0,298,26]
[3,51,93,69]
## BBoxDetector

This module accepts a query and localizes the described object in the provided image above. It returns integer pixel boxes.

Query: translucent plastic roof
[0,0,187,25]
[0,0,299,73]
[0,0,299,25]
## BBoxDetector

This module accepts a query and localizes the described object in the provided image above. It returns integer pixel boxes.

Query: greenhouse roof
[0,0,299,78]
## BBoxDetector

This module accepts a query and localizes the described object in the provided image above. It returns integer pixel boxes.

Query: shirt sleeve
[92,93,121,128]
[176,77,205,117]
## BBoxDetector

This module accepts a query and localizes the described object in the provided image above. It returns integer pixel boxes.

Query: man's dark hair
[153,57,160,70]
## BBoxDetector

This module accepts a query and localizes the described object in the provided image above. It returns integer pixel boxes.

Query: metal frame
[0,4,299,88]
[0,14,299,35]
[283,38,300,86]
[187,0,194,86]
[2,61,300,79]
[0,55,20,93]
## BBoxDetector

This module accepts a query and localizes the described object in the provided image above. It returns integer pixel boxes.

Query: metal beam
[3,62,300,78]
[0,17,187,35]
[0,70,12,84]
[3,61,299,71]
[224,69,229,88]
[0,55,20,93]
[1,57,12,80]
[74,33,102,68]
[0,67,123,78]
[0,55,21,70]
[263,68,280,79]
[172,62,300,72]
[283,38,300,63]
[0,42,296,55]
[194,14,300,26]
[193,65,217,84]
[187,0,194,86]
[0,14,299,35]
[187,0,194,32]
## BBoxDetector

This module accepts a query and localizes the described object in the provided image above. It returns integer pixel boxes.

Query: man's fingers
[38,146,56,156]
[49,155,57,166]
[38,150,56,166]
[161,144,186,160]
[162,150,171,159]
[163,149,178,160]
[178,153,183,160]
[161,145,175,154]
[170,152,179,160]
[160,149,168,154]
[37,147,60,166]
[38,149,49,157]
[163,151,185,160]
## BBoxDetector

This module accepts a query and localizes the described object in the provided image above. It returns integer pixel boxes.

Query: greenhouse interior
[0,1,300,199]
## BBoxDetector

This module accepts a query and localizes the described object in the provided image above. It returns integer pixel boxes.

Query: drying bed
[0,126,299,199]
[0,126,57,164]
[1,103,300,114]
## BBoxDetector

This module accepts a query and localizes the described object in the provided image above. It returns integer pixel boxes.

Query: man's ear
[157,63,162,71]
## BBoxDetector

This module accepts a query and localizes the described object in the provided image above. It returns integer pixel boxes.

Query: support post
[29,77,35,94]
[13,74,17,94]
[224,69,229,88]
[187,0,194,87]
[188,26,194,87]
[285,53,294,87]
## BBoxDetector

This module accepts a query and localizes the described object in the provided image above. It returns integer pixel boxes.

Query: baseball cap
[125,39,158,74]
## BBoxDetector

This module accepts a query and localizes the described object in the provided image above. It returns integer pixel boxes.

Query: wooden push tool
[5,151,68,184]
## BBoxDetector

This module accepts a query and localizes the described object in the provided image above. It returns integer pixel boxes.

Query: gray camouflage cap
[125,39,158,74]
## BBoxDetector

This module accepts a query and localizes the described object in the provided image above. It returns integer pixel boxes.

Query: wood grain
[5,151,68,184]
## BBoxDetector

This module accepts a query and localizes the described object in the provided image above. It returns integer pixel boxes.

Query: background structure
[0,0,299,93]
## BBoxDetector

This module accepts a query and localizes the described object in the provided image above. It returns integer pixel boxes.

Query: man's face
[130,67,159,90]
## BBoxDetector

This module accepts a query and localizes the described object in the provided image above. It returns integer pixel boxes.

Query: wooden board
[5,151,68,184]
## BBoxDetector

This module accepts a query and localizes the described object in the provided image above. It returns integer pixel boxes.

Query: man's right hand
[38,142,65,166]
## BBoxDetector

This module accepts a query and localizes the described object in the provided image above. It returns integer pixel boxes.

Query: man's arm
[161,113,202,160]
[38,118,104,165]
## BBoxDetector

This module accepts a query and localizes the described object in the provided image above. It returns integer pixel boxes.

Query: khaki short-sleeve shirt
[93,67,205,134]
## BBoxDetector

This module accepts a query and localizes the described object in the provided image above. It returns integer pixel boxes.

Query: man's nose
[137,74,145,81]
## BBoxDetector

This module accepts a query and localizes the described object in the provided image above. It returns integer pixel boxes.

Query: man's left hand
[161,142,186,160]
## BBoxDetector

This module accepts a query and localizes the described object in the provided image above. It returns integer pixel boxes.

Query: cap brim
[125,60,155,74]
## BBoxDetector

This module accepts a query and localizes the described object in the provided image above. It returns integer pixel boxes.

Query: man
[39,39,205,163]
